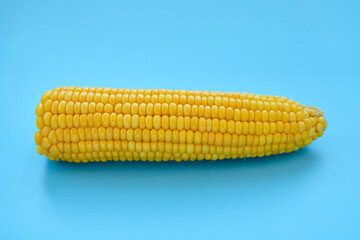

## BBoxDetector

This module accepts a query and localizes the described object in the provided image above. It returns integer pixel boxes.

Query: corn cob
[35,87,327,163]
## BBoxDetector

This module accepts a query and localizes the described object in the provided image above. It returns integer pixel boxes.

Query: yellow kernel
[270,122,277,133]
[284,123,291,133]
[190,117,198,131]
[187,95,195,105]
[146,103,154,115]
[191,105,198,116]
[282,112,289,122]
[81,102,89,113]
[316,123,324,132]
[66,115,73,128]
[250,100,257,110]
[122,94,129,103]
[235,121,242,134]
[183,104,191,116]
[96,103,104,112]
[219,106,226,119]
[123,103,131,114]
[44,100,53,112]
[269,110,276,122]
[64,91,72,101]
[73,102,81,114]
[116,114,123,128]
[132,115,139,128]
[89,102,96,113]
[50,115,58,129]
[168,116,177,130]
[291,122,299,133]
[241,109,249,121]
[127,129,134,141]
[263,122,270,134]
[212,119,220,132]
[153,115,161,129]
[238,135,246,147]
[294,133,302,143]
[169,103,177,115]
[58,114,66,128]
[243,99,250,109]
[94,113,102,127]
[319,117,326,124]
[114,103,122,113]
[304,138,312,146]
[43,112,52,126]
[162,103,169,115]
[284,103,291,112]
[154,103,161,115]
[224,133,231,146]
[70,128,79,142]
[219,119,227,133]
[41,137,52,149]
[276,121,284,133]
[242,122,249,134]
[35,131,43,145]
[109,113,117,127]
[256,122,263,135]
[104,103,114,113]
[273,133,281,144]
[259,135,266,146]
[249,122,256,134]
[65,101,74,114]
[109,94,116,105]
[266,134,273,145]
[197,118,206,132]
[211,106,219,118]
[234,109,241,121]
[102,113,110,127]
[146,116,153,129]
[124,114,131,128]
[36,103,45,116]
[289,112,296,122]
[86,92,94,102]
[304,119,312,129]
[73,114,80,128]
[187,130,194,143]
[177,117,184,130]
[129,94,137,103]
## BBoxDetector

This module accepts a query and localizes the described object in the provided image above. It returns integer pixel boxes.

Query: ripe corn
[35,87,327,162]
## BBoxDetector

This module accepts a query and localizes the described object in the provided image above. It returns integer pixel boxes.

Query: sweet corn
[35,87,327,162]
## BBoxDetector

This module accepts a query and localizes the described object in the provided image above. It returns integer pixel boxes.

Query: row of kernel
[43,94,301,112]
[48,142,305,162]
[51,152,236,162]
[38,105,306,125]
[43,90,302,112]
[39,100,306,123]
[40,114,310,135]
[52,139,302,156]
[55,87,297,104]
[38,100,306,121]
[40,114,312,136]
[39,126,310,150]
[50,143,301,162]
[55,87,250,99]
[40,135,308,162]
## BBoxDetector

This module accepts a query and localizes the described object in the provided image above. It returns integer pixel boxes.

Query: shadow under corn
[41,148,322,219]
[43,148,319,192]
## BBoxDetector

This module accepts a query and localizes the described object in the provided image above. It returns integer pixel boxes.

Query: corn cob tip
[305,106,325,117]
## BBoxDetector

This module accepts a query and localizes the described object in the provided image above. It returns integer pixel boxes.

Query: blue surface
[1,0,359,239]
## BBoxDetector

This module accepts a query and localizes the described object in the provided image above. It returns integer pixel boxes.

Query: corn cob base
[35,87,327,163]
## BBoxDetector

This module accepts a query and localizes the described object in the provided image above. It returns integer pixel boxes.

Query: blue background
[1,0,359,239]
